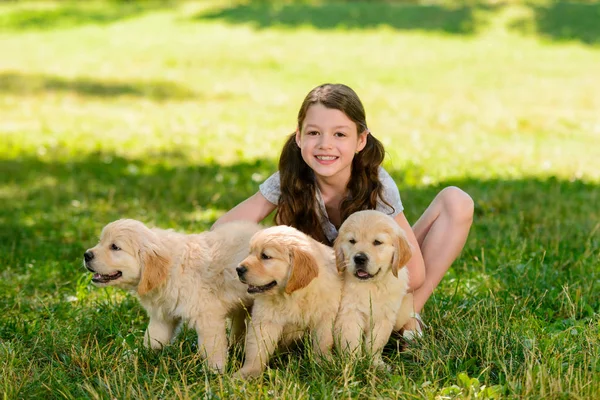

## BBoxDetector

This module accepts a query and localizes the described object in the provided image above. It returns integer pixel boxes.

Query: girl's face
[295,103,367,184]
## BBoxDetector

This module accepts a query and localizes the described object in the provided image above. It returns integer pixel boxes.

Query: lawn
[0,0,599,398]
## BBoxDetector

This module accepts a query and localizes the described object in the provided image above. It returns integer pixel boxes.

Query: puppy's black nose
[84,251,94,262]
[236,265,247,277]
[353,253,368,266]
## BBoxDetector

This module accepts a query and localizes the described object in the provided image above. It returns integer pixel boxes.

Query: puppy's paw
[373,358,391,373]
[206,362,226,375]
[315,348,334,363]
[143,336,166,350]
[233,367,262,380]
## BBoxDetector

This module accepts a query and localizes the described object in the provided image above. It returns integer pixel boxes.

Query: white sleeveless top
[259,166,403,242]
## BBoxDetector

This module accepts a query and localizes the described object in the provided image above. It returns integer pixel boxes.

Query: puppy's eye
[110,243,121,251]
[261,252,271,260]
[373,240,383,246]
[348,239,356,244]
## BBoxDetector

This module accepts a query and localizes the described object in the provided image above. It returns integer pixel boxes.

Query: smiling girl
[213,83,474,338]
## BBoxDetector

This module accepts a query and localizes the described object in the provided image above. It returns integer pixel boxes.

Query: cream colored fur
[234,225,342,379]
[84,219,261,373]
[334,210,412,369]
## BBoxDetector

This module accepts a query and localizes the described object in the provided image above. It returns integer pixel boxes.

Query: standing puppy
[83,219,261,373]
[334,210,412,369]
[234,225,342,379]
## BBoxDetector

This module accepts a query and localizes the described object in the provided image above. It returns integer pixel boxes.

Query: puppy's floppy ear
[138,232,171,296]
[391,232,412,278]
[285,246,319,294]
[333,237,346,274]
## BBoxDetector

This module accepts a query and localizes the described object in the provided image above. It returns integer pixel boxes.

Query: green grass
[1,0,599,398]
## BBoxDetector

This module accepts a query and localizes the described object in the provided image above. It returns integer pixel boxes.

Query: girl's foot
[401,312,427,341]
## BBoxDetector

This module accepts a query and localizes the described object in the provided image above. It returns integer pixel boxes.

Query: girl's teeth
[317,156,336,160]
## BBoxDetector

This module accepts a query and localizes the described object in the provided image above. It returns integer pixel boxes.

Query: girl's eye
[334,132,347,137]
[307,131,319,136]
[110,244,121,251]
[348,239,356,244]
[373,240,382,246]
[261,252,271,260]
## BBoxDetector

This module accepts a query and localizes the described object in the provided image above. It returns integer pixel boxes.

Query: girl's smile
[315,155,338,164]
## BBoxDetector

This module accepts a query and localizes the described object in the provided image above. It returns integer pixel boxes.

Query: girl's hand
[211,192,276,229]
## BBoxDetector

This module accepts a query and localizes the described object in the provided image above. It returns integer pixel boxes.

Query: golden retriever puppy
[83,219,261,373]
[234,225,342,379]
[334,210,412,369]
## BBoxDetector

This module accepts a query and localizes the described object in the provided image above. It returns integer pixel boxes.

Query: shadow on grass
[4,0,599,47]
[193,1,493,35]
[195,0,600,47]
[0,152,597,318]
[0,72,195,101]
[0,1,173,32]
[512,1,600,46]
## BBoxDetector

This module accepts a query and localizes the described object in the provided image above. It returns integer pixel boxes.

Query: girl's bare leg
[403,186,474,331]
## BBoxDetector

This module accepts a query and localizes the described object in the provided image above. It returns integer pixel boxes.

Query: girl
[213,83,474,338]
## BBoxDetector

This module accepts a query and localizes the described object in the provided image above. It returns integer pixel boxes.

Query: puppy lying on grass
[234,225,342,379]
[334,210,412,370]
[83,219,261,373]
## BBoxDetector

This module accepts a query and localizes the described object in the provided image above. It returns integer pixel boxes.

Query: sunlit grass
[1,1,599,398]
[2,1,599,178]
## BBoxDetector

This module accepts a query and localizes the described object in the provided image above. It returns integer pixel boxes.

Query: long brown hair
[275,83,392,245]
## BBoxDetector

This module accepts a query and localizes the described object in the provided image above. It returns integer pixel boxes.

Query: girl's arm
[212,192,277,228]
[394,212,426,291]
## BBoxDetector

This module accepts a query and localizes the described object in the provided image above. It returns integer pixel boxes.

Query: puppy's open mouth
[354,268,381,280]
[247,281,277,294]
[91,271,122,284]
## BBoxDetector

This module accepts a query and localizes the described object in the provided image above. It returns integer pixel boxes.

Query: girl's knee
[439,186,474,223]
